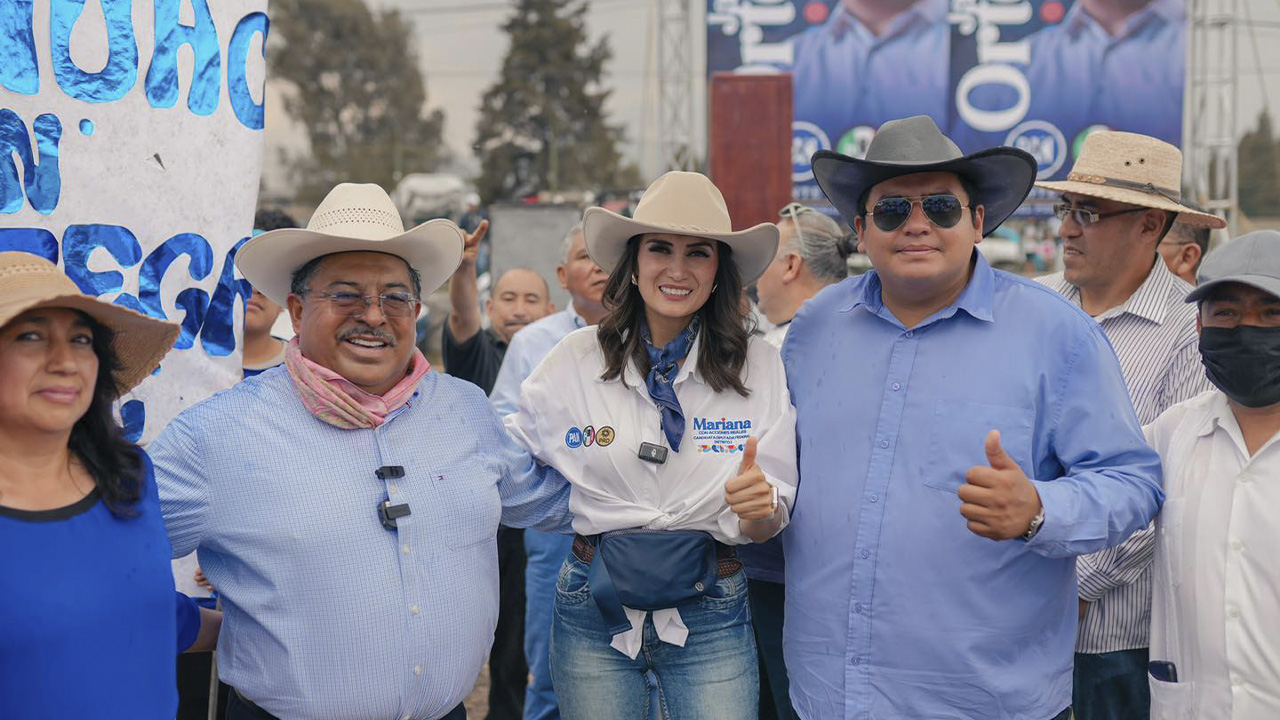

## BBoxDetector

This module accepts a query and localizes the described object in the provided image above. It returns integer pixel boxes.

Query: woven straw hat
[0,253,179,394]
[237,183,465,305]
[1036,131,1226,229]
[583,172,779,283]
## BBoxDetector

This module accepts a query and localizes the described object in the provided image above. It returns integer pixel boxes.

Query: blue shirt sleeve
[174,591,201,652]
[151,413,211,558]
[489,331,532,417]
[1027,324,1165,558]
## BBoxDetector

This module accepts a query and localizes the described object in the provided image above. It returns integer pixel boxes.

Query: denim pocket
[555,556,593,606]
[697,569,748,611]
[924,399,1035,493]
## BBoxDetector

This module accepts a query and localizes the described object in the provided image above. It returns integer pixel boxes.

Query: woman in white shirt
[504,172,798,720]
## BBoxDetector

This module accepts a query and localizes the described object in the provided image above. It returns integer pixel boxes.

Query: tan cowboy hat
[0,253,179,394]
[1036,131,1226,229]
[237,183,465,305]
[582,172,780,283]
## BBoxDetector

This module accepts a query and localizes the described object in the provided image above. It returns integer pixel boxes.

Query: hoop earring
[630,275,638,286]
[712,283,718,293]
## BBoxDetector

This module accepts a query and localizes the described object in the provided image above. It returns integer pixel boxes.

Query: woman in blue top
[0,253,220,719]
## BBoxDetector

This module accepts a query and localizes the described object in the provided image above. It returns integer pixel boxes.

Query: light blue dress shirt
[792,0,950,138]
[950,0,1184,157]
[780,254,1163,720]
[153,368,572,720]
[490,304,586,416]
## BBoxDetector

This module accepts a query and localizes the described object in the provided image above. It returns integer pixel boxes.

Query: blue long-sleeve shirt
[153,367,571,720]
[780,254,1163,720]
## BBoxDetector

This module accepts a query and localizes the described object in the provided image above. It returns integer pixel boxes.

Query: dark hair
[68,315,145,518]
[597,236,751,397]
[857,173,982,230]
[254,208,299,232]
[289,253,424,298]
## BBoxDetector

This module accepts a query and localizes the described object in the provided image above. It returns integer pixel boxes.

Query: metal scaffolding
[1184,0,1239,234]
[656,0,696,171]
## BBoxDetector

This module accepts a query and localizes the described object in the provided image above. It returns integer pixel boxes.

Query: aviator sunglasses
[867,194,968,232]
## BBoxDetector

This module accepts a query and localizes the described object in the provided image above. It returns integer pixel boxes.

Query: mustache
[338,325,397,346]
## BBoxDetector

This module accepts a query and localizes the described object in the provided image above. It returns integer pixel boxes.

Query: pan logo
[1004,121,1067,179]
[792,121,831,182]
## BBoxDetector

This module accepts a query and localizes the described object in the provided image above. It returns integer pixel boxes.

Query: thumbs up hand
[725,437,776,521]
[957,430,1042,541]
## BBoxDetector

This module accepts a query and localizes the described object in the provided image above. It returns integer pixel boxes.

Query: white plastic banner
[2,0,269,443]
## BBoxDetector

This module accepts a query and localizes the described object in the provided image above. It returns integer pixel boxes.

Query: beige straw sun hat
[0,253,179,393]
[236,183,466,306]
[1036,131,1226,229]
[583,172,780,283]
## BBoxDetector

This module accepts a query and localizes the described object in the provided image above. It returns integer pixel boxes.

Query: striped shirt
[1039,259,1213,654]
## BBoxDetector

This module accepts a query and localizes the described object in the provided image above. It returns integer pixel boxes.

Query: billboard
[1,0,268,443]
[707,0,1186,210]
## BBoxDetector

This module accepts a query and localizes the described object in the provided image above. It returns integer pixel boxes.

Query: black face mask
[1199,325,1280,408]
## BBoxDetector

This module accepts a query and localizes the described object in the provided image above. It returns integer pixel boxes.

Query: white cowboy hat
[582,172,779,283]
[1036,131,1226,229]
[236,183,465,305]
[0,253,179,394]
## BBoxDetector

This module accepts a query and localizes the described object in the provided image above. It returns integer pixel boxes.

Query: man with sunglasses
[780,116,1163,720]
[1035,131,1224,720]
[151,184,573,720]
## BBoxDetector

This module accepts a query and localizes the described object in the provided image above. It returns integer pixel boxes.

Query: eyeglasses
[1052,204,1146,228]
[867,194,968,232]
[778,202,817,246]
[303,290,418,318]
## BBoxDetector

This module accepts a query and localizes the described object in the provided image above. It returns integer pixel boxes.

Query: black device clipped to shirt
[376,465,405,480]
[638,442,668,465]
[378,501,412,530]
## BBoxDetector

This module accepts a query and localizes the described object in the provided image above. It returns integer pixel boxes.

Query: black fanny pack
[586,528,718,635]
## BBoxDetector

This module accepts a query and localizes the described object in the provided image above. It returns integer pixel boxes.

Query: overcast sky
[263,0,1280,193]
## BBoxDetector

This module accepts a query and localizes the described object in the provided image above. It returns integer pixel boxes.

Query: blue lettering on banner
[138,233,214,349]
[0,227,59,263]
[227,12,269,130]
[565,427,584,449]
[146,0,223,116]
[198,237,253,357]
[0,0,39,95]
[1004,120,1067,179]
[0,110,62,215]
[50,0,140,104]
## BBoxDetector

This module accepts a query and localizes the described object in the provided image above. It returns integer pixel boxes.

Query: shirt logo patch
[691,416,752,456]
[596,426,615,447]
[565,427,583,448]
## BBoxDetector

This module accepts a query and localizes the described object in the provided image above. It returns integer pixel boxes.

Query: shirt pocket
[432,471,503,550]
[1148,674,1194,720]
[923,400,1036,494]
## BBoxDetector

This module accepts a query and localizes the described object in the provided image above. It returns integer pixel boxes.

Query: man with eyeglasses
[781,116,1163,720]
[1035,131,1224,720]
[151,184,573,720]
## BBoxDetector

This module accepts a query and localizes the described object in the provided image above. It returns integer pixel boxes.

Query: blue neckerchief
[641,317,700,452]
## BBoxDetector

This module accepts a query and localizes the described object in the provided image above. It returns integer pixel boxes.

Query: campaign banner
[1,0,268,443]
[707,0,1186,210]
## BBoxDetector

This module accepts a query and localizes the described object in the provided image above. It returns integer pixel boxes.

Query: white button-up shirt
[1147,390,1280,720]
[504,326,798,655]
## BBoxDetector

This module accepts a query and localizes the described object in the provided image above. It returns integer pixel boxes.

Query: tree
[269,0,447,204]
[1238,110,1280,217]
[474,0,640,202]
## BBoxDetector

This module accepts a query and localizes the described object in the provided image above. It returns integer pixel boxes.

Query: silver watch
[1023,507,1046,541]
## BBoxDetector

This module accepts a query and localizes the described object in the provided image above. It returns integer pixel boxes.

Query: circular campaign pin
[565,427,583,449]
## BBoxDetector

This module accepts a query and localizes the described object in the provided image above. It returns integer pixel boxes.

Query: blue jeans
[549,555,759,720]
[1073,648,1150,720]
[523,530,574,720]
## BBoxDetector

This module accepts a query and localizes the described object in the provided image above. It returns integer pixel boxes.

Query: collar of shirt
[1047,258,1179,325]
[619,326,706,393]
[1060,0,1181,41]
[840,251,997,328]
[1185,391,1280,461]
[828,0,949,45]
[566,301,588,330]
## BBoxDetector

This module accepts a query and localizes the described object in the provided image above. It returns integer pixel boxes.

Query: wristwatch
[1023,507,1046,541]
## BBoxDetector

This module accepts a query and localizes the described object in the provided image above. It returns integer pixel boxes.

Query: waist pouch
[586,528,718,636]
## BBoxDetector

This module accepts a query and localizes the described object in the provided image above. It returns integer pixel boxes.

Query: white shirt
[504,326,798,655]
[1147,391,1280,720]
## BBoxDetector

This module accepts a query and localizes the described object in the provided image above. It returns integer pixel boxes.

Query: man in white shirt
[1147,230,1280,720]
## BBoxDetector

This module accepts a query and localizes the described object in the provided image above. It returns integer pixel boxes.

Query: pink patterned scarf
[284,337,431,429]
